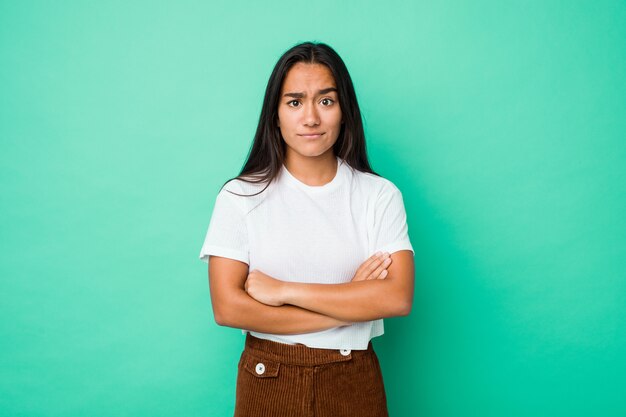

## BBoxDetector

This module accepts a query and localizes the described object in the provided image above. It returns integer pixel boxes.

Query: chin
[302,146,335,158]
[296,151,327,158]
[285,143,332,158]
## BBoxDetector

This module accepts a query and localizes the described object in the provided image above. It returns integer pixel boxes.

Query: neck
[284,152,338,186]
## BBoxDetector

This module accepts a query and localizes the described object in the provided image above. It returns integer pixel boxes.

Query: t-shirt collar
[280,155,346,193]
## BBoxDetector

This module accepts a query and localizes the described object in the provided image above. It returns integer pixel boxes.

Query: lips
[298,133,325,138]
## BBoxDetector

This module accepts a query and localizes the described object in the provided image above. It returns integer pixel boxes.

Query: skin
[245,250,414,322]
[208,62,415,333]
[278,62,343,186]
[209,252,394,334]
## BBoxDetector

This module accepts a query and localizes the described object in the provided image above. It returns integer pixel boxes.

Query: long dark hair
[221,41,379,196]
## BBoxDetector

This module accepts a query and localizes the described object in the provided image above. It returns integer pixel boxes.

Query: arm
[246,250,415,323]
[208,255,349,334]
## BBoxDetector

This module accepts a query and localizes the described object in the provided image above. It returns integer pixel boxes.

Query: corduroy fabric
[234,334,389,417]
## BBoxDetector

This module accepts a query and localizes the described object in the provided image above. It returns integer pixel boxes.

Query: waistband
[244,333,374,367]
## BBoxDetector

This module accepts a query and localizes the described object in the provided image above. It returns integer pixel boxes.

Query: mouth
[298,133,325,138]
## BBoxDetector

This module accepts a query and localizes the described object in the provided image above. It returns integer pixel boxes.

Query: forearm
[282,279,412,322]
[243,251,415,323]
[213,288,350,334]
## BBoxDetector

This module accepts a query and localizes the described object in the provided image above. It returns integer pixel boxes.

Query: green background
[1,1,625,416]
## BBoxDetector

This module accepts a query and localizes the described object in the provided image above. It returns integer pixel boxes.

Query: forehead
[281,62,336,91]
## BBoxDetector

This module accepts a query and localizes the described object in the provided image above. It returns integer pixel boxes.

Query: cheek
[328,110,342,128]
[277,110,293,130]
[329,104,342,120]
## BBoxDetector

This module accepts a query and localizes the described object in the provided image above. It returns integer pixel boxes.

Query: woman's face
[277,62,343,161]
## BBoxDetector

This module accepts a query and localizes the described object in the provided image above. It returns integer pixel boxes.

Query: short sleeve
[198,188,249,265]
[370,184,414,256]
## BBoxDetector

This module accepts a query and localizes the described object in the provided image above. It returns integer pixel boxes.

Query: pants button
[340,349,351,356]
[255,363,265,375]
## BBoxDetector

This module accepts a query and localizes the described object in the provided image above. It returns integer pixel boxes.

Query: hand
[351,252,392,282]
[245,269,286,306]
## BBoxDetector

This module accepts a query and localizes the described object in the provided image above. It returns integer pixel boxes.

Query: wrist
[280,281,296,305]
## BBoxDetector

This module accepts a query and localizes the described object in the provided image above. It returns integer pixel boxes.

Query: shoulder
[217,176,272,215]
[350,168,404,199]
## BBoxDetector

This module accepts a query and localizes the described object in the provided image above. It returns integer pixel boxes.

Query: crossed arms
[208,250,414,335]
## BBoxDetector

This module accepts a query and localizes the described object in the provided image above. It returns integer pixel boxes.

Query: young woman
[199,41,414,417]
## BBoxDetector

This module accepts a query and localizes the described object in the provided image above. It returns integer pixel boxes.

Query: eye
[321,98,335,106]
[287,100,301,107]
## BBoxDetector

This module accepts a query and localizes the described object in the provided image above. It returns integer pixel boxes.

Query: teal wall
[1,1,625,416]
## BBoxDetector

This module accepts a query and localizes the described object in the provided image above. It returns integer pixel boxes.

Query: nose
[302,102,320,127]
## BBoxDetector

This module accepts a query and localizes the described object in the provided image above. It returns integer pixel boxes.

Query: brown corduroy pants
[234,334,389,417]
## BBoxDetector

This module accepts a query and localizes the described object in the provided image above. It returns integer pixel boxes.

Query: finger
[379,258,392,278]
[367,256,392,280]
[363,253,388,278]
[352,252,384,281]
[363,253,388,279]
[357,252,382,274]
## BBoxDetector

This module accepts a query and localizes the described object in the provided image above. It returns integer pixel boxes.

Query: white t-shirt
[199,155,414,350]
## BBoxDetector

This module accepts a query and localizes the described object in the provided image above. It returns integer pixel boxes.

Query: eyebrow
[283,87,338,98]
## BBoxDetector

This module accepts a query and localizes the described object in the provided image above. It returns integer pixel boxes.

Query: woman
[199,41,414,417]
